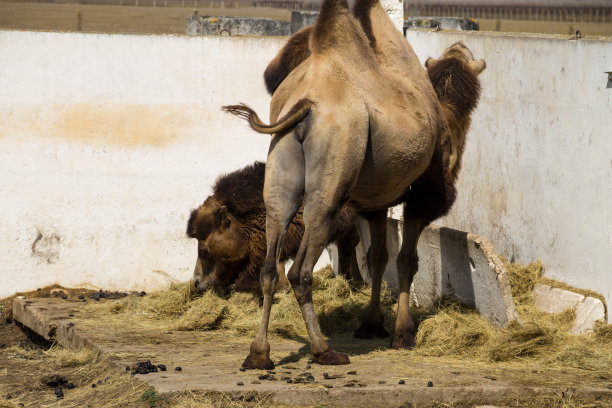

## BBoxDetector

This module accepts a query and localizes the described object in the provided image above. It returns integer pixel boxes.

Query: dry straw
[89,261,610,371]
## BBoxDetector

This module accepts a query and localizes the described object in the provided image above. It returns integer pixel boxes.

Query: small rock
[91,383,96,388]
[139,291,146,297]
[125,366,130,371]
[427,381,433,387]
[157,364,167,372]
[55,387,64,399]
[286,379,292,383]
[175,366,182,371]
[66,383,76,389]
[237,381,244,386]
[61,295,67,300]
[399,380,405,385]
[78,295,84,300]
[239,367,247,372]
[67,322,74,328]
[347,370,357,375]
[379,380,386,384]
[267,370,276,374]
[97,380,103,385]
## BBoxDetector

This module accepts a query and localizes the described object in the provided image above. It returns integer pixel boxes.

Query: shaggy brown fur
[188,162,360,291]
[264,26,312,95]
[404,42,484,223]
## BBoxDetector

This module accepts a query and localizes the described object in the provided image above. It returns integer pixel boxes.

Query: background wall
[1,30,610,321]
[0,31,283,297]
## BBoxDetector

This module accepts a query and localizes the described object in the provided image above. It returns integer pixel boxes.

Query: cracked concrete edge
[12,298,101,353]
[268,385,612,407]
[465,229,520,325]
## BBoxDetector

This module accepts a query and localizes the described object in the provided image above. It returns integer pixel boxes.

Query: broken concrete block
[351,222,518,327]
[573,297,606,334]
[534,284,606,334]
[534,284,584,314]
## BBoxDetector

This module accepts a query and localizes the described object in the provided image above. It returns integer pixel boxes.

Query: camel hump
[310,0,358,54]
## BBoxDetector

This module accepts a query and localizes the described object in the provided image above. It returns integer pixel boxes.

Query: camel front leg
[392,213,427,349]
[354,210,390,338]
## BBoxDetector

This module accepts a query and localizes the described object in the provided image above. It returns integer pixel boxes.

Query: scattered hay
[92,267,395,340]
[413,259,612,369]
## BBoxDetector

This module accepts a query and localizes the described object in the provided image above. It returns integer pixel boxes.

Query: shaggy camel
[187,161,361,294]
[224,0,449,368]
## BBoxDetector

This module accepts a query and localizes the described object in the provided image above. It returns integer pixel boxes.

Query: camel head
[425,42,486,179]
[425,42,486,77]
[187,197,249,294]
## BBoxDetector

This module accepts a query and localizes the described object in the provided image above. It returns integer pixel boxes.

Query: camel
[223,0,449,369]
[187,161,361,294]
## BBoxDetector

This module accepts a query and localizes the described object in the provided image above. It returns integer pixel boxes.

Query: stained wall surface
[0,31,285,296]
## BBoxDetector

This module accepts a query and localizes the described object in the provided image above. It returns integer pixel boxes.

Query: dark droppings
[399,380,405,385]
[54,387,63,399]
[427,381,434,387]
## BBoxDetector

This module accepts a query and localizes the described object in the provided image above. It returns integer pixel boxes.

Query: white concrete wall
[2,30,611,322]
[406,30,612,321]
[0,31,287,297]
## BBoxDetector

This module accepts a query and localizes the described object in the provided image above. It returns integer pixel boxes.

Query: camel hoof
[354,322,389,339]
[312,350,350,365]
[242,353,275,370]
[391,333,416,349]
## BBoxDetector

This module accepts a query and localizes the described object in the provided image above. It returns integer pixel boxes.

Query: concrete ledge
[534,284,606,334]
[352,223,518,327]
[12,297,611,407]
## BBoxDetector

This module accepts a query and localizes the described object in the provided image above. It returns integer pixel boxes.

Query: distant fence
[405,1,612,23]
[6,0,612,22]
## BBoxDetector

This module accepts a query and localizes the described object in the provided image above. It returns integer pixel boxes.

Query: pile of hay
[91,262,610,369]
[96,266,395,339]
[413,260,611,369]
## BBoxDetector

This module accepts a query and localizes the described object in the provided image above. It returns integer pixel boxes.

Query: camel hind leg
[242,133,305,370]
[286,107,369,365]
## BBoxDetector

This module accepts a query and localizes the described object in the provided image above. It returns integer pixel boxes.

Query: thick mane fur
[404,50,483,223]
[213,161,266,219]
[427,58,481,120]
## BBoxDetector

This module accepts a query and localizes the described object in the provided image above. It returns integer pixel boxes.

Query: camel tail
[222,99,312,135]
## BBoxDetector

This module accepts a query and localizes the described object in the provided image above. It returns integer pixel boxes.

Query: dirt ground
[1,2,611,37]
[1,289,611,407]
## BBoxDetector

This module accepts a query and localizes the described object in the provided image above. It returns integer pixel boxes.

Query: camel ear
[214,206,230,229]
[425,57,438,69]
[468,59,486,75]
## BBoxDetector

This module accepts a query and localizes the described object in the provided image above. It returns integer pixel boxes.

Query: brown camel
[262,32,485,341]
[187,161,361,294]
[223,0,448,369]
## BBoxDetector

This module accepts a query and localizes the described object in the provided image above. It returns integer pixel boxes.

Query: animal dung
[237,381,244,386]
[174,366,182,371]
[54,387,63,399]
[129,361,164,375]
[427,381,434,387]
[399,380,405,385]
